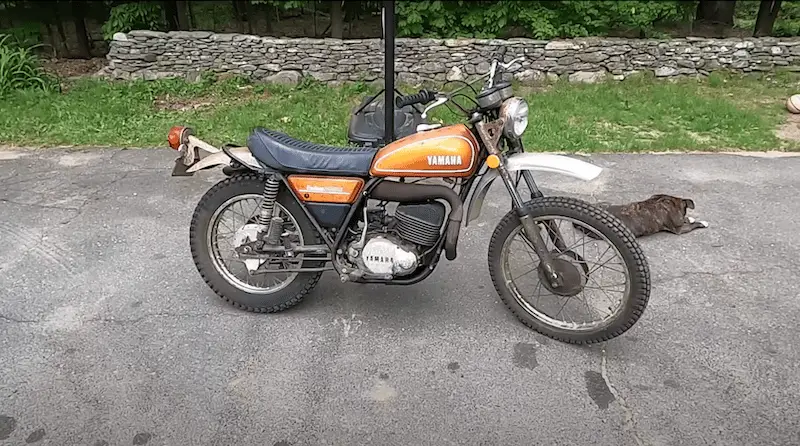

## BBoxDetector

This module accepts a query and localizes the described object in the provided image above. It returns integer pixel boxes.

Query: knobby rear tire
[487,196,651,344]
[189,173,323,313]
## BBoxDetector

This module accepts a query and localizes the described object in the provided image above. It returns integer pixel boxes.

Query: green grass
[1,71,799,152]
[520,72,800,152]
[0,34,59,97]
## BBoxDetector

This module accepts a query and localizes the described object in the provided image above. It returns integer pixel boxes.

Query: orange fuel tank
[369,124,480,178]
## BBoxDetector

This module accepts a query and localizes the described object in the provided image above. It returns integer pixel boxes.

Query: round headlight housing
[499,97,529,138]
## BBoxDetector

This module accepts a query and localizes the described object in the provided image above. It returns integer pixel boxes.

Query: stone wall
[107,30,800,84]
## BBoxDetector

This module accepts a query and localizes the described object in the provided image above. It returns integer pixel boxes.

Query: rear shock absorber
[257,176,284,245]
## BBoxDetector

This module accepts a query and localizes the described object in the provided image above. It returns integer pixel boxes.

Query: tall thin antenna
[382,1,395,145]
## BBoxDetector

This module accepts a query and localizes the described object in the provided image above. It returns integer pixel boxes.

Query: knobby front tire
[487,196,651,344]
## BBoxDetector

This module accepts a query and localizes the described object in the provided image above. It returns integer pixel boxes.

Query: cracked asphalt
[1,148,799,445]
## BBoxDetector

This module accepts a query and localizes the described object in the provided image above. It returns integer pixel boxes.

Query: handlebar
[391,54,526,118]
[395,89,437,108]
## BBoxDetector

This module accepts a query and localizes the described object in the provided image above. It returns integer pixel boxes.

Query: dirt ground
[776,113,800,142]
[40,58,108,79]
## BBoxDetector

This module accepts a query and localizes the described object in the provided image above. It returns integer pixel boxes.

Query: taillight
[168,126,185,150]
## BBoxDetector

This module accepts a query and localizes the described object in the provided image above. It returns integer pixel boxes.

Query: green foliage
[101,2,165,40]
[1,72,798,151]
[0,34,58,96]
[769,0,800,37]
[396,0,694,39]
[734,0,800,37]
[189,1,235,32]
[0,23,41,48]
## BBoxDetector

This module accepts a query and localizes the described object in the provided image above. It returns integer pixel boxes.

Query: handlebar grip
[395,89,437,108]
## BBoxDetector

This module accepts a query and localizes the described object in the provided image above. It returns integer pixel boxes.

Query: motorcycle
[166,53,651,344]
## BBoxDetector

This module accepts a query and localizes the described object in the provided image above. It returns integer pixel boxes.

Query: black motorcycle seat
[247,127,378,176]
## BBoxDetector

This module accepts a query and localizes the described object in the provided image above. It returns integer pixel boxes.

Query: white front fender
[504,152,602,181]
[465,153,603,226]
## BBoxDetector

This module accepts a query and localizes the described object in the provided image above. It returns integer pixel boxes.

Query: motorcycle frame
[180,116,573,287]
[170,2,603,287]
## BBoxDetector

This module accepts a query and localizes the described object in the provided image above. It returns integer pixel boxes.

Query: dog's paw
[688,216,696,223]
[699,220,709,228]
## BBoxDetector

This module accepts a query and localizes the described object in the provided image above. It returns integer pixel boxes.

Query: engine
[346,201,446,278]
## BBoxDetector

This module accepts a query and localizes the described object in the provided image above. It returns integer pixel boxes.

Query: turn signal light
[486,154,501,169]
[168,126,186,150]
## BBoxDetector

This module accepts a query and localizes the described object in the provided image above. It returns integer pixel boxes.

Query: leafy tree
[396,1,694,39]
[101,1,165,39]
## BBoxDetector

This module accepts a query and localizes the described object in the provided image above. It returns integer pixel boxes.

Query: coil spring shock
[257,176,280,227]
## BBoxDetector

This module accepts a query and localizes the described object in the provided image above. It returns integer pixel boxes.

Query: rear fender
[465,153,602,226]
[186,146,262,173]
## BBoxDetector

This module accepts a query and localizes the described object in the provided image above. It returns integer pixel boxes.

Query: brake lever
[421,96,448,119]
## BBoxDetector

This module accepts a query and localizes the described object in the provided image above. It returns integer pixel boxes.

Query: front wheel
[488,196,650,344]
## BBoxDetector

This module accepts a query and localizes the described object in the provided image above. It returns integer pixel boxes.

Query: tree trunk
[231,0,244,33]
[176,0,190,30]
[262,4,273,34]
[42,23,58,57]
[44,1,69,58]
[40,1,68,57]
[55,17,69,55]
[695,0,737,25]
[330,0,343,39]
[188,1,196,29]
[754,0,783,36]
[71,0,91,59]
[163,0,179,31]
[241,0,253,34]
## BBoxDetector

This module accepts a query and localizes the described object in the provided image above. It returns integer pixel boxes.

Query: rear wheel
[487,196,650,344]
[189,173,323,312]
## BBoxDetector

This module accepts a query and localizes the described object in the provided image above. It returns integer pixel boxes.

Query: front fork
[500,138,567,288]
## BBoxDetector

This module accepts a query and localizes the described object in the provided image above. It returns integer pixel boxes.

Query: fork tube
[507,137,543,199]
[521,171,543,199]
[496,160,561,286]
[506,137,563,252]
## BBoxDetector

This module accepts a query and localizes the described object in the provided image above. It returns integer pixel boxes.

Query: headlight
[500,97,529,138]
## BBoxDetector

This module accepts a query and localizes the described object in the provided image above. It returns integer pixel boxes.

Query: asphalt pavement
[1,147,799,446]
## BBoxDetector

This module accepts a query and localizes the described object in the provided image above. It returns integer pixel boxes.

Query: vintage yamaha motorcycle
[167,54,650,344]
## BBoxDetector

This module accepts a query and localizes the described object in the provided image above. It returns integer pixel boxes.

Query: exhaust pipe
[371,181,463,260]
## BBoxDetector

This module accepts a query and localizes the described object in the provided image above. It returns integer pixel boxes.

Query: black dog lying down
[574,194,709,239]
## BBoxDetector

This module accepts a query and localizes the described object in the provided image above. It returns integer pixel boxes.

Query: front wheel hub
[538,257,586,297]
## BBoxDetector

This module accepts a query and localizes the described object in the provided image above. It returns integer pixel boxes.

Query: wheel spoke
[206,194,305,295]
[534,280,544,308]
[554,295,573,320]
[581,290,597,321]
[511,265,539,282]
